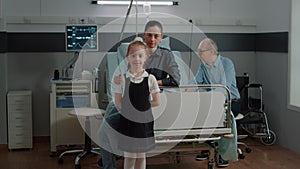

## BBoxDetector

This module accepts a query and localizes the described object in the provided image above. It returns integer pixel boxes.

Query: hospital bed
[149,85,233,169]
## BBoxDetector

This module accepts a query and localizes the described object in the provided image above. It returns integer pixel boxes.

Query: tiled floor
[1,137,300,169]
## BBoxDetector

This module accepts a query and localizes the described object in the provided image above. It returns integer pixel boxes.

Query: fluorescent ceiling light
[91,1,178,6]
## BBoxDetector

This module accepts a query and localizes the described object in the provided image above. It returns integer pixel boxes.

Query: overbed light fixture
[91,0,178,6]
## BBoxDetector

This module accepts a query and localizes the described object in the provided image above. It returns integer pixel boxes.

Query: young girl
[114,40,160,169]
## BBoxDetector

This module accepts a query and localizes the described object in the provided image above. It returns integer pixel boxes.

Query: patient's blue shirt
[192,55,240,100]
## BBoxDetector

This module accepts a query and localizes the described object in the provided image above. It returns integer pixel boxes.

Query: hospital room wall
[2,52,256,141]
[0,53,7,145]
[255,0,300,154]
[0,0,291,151]
[0,0,259,144]
[0,0,6,145]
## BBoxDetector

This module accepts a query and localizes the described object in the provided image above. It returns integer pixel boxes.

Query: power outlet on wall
[69,17,77,24]
[78,17,88,24]
[88,17,96,24]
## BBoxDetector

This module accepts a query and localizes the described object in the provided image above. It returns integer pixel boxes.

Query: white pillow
[158,36,171,50]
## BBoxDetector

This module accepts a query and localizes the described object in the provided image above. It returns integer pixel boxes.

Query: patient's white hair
[198,38,219,55]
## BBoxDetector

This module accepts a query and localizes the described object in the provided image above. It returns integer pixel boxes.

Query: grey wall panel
[255,32,288,53]
[207,33,256,51]
[3,32,289,53]
[0,32,7,53]
[0,54,7,144]
[7,33,65,52]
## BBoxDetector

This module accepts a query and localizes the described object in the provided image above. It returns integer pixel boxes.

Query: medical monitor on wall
[65,24,98,52]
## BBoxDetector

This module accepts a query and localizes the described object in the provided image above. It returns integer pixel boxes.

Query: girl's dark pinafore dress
[118,76,155,153]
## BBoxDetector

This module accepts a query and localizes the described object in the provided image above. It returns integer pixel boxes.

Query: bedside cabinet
[7,90,32,150]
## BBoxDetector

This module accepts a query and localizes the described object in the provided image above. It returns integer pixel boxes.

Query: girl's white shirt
[113,70,160,100]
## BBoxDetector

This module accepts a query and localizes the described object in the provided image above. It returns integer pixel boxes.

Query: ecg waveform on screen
[66,25,98,51]
[68,41,97,49]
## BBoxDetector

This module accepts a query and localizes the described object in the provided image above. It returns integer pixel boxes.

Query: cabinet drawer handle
[15,134,24,136]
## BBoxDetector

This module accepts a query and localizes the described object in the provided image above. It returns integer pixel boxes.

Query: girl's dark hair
[144,20,163,33]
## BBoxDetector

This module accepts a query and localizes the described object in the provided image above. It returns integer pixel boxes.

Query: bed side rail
[153,85,232,143]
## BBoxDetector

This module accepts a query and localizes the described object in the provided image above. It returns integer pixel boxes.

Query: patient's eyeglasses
[198,48,212,54]
[144,33,162,39]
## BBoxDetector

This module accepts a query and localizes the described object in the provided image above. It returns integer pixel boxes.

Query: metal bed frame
[149,85,233,169]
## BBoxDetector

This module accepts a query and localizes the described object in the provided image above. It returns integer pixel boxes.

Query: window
[288,0,300,111]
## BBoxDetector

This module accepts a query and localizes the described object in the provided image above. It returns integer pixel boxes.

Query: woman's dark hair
[144,20,163,33]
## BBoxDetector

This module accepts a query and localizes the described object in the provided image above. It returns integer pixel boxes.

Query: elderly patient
[191,38,240,167]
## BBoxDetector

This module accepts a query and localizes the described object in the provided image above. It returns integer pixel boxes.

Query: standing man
[143,20,180,86]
